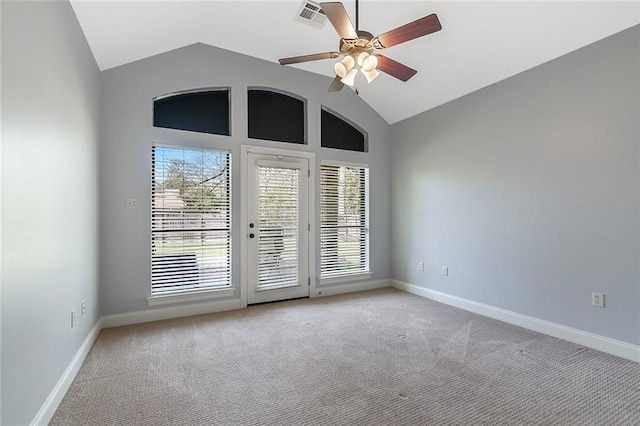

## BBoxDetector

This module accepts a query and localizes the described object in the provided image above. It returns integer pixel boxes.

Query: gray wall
[391,25,640,345]
[0,1,101,424]
[100,43,391,315]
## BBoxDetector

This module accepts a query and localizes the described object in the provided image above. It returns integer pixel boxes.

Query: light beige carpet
[51,288,639,425]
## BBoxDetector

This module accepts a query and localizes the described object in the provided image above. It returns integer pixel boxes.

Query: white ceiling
[70,0,640,124]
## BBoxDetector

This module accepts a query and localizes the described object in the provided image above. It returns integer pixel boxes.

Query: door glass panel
[256,166,299,290]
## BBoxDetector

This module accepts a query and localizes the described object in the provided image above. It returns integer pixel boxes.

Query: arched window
[321,107,367,152]
[248,88,306,144]
[153,88,230,136]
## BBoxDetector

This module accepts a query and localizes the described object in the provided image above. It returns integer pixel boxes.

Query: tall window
[320,163,369,279]
[151,146,231,294]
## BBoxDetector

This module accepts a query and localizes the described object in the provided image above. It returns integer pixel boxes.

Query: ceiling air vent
[294,1,328,29]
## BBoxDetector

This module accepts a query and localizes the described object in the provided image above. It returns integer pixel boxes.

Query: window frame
[319,160,371,284]
[147,143,234,306]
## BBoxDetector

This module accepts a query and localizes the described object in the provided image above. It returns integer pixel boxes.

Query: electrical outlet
[81,300,86,316]
[442,266,449,277]
[592,292,605,308]
[418,261,424,271]
[71,309,77,328]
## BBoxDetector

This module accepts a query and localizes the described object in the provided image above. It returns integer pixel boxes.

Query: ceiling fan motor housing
[339,30,383,58]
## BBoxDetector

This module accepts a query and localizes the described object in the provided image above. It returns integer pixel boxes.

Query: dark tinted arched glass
[153,90,230,136]
[248,89,305,144]
[321,108,366,152]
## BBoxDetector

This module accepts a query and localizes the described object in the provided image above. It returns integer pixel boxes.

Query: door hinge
[308,223,311,231]
[308,169,310,177]
[308,277,311,286]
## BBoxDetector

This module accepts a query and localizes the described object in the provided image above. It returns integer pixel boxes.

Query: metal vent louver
[294,1,328,29]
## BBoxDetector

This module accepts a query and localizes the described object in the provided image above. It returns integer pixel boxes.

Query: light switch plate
[126,198,139,209]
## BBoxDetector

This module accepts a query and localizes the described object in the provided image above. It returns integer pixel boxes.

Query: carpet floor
[51,288,640,425]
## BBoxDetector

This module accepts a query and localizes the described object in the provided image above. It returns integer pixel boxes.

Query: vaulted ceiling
[70,1,640,124]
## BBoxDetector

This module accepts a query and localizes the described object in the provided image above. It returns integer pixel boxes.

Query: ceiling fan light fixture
[341,68,358,86]
[362,68,380,83]
[334,55,355,77]
[362,54,378,72]
[357,51,370,67]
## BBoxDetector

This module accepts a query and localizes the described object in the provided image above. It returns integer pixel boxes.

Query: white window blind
[151,146,231,294]
[320,163,369,278]
[256,166,300,289]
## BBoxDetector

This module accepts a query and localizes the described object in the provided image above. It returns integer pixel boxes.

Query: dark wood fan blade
[328,76,345,92]
[376,55,417,82]
[279,52,341,65]
[320,2,358,39]
[377,14,442,48]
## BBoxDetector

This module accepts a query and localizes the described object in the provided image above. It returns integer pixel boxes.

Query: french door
[245,149,312,304]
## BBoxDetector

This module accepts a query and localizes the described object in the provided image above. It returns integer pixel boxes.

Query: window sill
[319,272,372,286]
[146,287,235,307]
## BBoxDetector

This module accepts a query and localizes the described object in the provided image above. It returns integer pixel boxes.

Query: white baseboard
[392,280,640,363]
[101,298,243,328]
[31,319,103,426]
[312,278,391,298]
[104,280,391,328]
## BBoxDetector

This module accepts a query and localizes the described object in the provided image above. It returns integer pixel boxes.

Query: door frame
[240,145,316,307]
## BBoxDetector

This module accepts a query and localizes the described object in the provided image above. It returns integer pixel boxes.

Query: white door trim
[240,145,316,307]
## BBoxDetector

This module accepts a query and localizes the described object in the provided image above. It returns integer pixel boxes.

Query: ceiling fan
[278,0,442,92]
